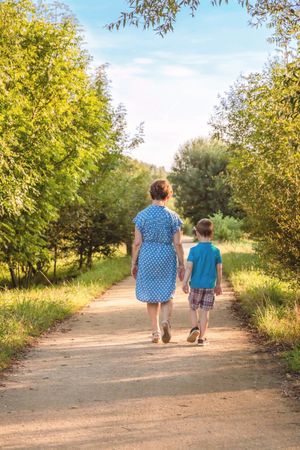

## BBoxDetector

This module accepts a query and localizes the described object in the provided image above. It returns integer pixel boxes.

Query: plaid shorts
[188,288,215,311]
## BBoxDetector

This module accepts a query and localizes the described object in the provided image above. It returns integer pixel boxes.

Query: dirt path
[0,242,300,449]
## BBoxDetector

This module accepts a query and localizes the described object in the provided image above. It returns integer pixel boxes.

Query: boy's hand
[214,284,222,295]
[177,265,185,281]
[182,283,189,294]
[131,265,138,279]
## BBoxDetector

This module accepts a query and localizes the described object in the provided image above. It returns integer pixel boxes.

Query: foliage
[0,0,115,285]
[50,156,154,271]
[182,218,194,236]
[210,56,300,277]
[91,157,160,255]
[0,254,130,370]
[0,1,149,287]
[209,212,243,242]
[108,0,299,42]
[169,138,238,223]
[221,241,300,372]
[284,346,300,372]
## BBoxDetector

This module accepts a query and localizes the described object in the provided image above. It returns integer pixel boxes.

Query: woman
[131,179,185,343]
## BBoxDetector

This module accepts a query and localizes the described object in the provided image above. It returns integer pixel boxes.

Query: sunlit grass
[219,241,300,372]
[284,345,300,372]
[0,255,130,370]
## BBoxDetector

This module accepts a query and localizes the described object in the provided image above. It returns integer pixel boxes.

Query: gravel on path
[0,243,300,449]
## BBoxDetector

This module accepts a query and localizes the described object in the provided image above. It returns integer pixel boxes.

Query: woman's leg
[161,300,173,343]
[147,302,160,333]
[161,299,173,323]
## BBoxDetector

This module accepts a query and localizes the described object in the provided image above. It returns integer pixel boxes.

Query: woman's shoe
[152,331,161,343]
[161,320,171,343]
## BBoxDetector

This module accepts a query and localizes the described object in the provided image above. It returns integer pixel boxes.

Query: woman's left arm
[173,229,185,281]
[131,227,142,279]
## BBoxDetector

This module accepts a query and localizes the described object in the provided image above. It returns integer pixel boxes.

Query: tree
[210,58,300,276]
[108,0,299,41]
[49,155,156,270]
[0,1,112,286]
[169,138,237,223]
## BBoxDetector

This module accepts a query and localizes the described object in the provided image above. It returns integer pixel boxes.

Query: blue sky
[48,1,276,169]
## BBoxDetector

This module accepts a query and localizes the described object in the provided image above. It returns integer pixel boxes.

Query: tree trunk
[9,265,18,288]
[53,245,58,282]
[86,247,93,269]
[126,238,132,256]
[79,251,84,270]
[25,266,33,289]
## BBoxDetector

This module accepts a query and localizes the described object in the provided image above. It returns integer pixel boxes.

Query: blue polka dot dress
[133,205,183,303]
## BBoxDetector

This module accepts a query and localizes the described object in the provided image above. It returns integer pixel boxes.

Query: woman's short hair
[195,218,214,237]
[150,179,173,200]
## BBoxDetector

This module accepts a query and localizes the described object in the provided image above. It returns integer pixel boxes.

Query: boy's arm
[182,261,193,293]
[215,263,222,295]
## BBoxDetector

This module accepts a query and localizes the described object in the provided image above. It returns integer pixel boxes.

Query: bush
[182,218,194,236]
[210,212,243,242]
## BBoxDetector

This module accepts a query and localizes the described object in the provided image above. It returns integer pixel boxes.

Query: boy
[182,218,222,346]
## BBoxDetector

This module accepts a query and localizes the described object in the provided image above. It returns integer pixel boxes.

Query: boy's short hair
[195,218,214,238]
[150,179,173,200]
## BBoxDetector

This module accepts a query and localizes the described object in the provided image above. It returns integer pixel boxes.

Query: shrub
[210,212,243,242]
[182,218,194,236]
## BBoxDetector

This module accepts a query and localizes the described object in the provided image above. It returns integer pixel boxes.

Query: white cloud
[108,64,147,79]
[133,57,155,65]
[101,47,274,169]
[161,65,196,78]
[104,65,228,169]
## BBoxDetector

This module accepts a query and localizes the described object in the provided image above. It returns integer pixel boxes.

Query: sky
[46,1,276,169]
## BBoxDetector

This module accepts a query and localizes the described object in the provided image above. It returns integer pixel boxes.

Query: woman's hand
[131,264,138,279]
[182,283,189,294]
[177,265,185,281]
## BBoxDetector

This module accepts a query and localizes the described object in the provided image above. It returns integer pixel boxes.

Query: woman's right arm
[173,229,185,281]
[131,227,142,279]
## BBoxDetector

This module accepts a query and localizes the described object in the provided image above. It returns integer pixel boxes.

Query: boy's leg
[189,308,199,328]
[198,289,214,344]
[198,309,210,339]
[187,307,200,342]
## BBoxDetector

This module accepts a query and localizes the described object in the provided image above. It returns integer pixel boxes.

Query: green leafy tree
[108,0,299,40]
[210,57,300,276]
[50,155,154,270]
[169,138,237,223]
[0,1,112,285]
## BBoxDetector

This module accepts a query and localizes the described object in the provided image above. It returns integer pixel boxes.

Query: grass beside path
[220,241,300,372]
[0,255,130,371]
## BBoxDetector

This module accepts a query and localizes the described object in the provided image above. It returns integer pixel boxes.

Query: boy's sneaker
[197,337,209,346]
[187,327,200,343]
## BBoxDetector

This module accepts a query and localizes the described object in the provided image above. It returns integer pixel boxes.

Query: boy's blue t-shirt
[187,242,222,289]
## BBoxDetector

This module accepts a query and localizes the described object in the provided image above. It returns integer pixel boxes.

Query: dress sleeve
[171,214,183,235]
[133,212,144,232]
